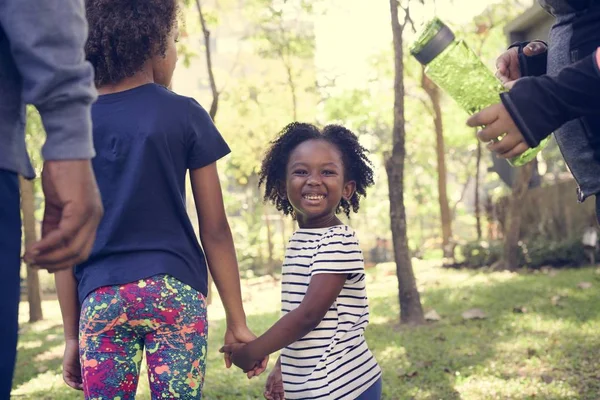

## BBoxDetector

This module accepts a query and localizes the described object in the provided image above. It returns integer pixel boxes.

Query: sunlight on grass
[13,261,600,399]
[34,344,64,363]
[18,340,42,350]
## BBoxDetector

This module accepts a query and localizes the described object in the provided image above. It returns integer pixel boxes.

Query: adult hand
[223,325,268,378]
[24,160,103,272]
[467,103,530,159]
[496,41,547,84]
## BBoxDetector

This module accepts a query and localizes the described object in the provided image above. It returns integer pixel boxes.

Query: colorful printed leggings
[79,274,208,399]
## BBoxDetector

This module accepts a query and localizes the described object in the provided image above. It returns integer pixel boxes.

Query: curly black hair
[259,122,375,218]
[84,0,177,86]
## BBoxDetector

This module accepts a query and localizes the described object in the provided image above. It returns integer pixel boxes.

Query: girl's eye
[293,169,308,175]
[323,170,336,176]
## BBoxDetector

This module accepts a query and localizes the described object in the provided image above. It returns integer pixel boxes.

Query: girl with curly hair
[54,1,265,398]
[221,122,383,400]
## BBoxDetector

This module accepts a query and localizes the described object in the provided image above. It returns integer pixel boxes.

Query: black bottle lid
[412,21,456,65]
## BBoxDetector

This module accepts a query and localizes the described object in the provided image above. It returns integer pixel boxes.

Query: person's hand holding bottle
[496,41,548,86]
[468,41,549,159]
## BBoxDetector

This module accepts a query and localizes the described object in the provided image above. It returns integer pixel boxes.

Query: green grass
[12,262,600,399]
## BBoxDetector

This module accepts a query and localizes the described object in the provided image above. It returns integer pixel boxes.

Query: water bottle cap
[412,20,455,65]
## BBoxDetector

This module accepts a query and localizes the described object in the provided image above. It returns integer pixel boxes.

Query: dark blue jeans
[356,376,382,400]
[0,169,21,398]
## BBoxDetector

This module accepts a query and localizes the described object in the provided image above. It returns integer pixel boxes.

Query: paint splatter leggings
[79,274,208,399]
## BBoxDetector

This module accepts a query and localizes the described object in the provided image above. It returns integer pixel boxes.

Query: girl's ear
[342,180,356,202]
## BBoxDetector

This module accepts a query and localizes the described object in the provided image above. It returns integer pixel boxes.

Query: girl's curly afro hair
[85,0,177,86]
[259,122,375,218]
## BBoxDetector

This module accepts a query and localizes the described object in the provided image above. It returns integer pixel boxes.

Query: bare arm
[54,269,80,341]
[222,274,347,371]
[190,162,246,328]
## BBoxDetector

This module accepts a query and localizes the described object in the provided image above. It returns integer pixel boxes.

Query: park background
[12,0,600,398]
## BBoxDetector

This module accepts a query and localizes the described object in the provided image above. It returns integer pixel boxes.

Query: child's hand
[220,343,263,374]
[62,339,83,390]
[223,325,268,378]
[264,360,285,400]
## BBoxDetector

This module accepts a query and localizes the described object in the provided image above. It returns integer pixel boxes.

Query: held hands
[220,342,262,373]
[222,325,268,378]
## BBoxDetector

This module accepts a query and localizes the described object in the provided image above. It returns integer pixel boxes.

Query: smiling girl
[221,122,382,399]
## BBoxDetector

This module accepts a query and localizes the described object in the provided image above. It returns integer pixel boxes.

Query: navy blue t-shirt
[75,83,230,304]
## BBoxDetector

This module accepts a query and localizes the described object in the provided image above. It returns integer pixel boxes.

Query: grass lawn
[11,261,600,399]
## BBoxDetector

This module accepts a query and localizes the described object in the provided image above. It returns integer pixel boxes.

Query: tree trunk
[265,210,275,276]
[421,71,453,257]
[475,136,482,240]
[280,214,287,256]
[284,60,298,121]
[388,0,425,325]
[501,162,534,270]
[196,0,220,304]
[19,176,43,323]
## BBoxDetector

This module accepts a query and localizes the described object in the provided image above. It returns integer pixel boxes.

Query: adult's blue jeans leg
[0,169,22,398]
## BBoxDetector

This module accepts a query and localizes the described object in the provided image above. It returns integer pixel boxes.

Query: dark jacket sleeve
[501,48,600,148]
[0,0,97,161]
[509,41,548,77]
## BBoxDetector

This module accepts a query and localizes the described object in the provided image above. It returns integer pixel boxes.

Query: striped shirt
[281,225,381,399]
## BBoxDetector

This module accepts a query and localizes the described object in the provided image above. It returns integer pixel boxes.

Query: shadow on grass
[367,267,600,399]
[13,268,600,400]
[13,323,65,389]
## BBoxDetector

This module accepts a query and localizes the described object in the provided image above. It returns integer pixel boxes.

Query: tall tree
[388,0,424,325]
[20,176,43,322]
[22,107,45,322]
[499,162,534,270]
[421,70,453,257]
[474,130,483,239]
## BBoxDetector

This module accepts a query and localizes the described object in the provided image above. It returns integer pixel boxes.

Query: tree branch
[196,0,219,120]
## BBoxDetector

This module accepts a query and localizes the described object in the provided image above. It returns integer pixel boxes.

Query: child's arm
[55,269,80,342]
[221,273,347,371]
[190,162,266,373]
[55,269,83,389]
[190,162,246,328]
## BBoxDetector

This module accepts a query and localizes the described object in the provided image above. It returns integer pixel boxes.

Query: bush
[455,238,589,269]
[522,238,587,268]
[455,240,504,268]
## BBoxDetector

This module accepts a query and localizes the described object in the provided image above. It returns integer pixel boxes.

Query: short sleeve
[310,227,365,276]
[186,99,231,170]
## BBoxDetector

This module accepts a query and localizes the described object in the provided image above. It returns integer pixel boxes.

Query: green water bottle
[409,17,548,167]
